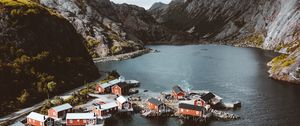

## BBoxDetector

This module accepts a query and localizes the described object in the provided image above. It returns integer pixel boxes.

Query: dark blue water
[96,45,300,126]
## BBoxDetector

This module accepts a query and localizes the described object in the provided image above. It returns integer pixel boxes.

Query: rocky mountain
[149,0,300,84]
[0,0,100,115]
[39,0,192,57]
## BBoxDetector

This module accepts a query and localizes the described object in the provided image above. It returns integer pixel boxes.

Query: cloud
[111,0,171,9]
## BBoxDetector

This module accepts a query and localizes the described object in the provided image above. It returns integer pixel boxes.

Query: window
[77,119,80,122]
[196,111,199,115]
[180,109,183,112]
[83,120,86,123]
[69,120,73,123]
[53,112,56,116]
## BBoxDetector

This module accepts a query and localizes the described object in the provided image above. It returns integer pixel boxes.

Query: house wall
[48,109,71,119]
[148,102,158,111]
[172,91,185,99]
[27,118,43,126]
[48,109,57,118]
[66,119,95,126]
[93,106,118,117]
[112,86,122,95]
[178,108,202,117]
[96,85,105,93]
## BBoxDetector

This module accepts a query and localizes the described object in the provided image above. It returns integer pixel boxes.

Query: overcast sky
[110,0,171,9]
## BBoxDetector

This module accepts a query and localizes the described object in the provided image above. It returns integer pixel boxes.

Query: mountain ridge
[149,0,300,84]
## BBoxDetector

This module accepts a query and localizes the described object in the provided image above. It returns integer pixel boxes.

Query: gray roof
[148,98,163,106]
[100,102,118,110]
[201,92,215,102]
[66,113,96,119]
[179,103,205,111]
[172,85,184,94]
[100,77,123,88]
[27,112,48,122]
[51,103,72,112]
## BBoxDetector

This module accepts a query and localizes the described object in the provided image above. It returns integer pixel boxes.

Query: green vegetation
[275,41,300,53]
[86,38,100,58]
[111,45,122,55]
[270,54,296,72]
[244,33,265,47]
[271,54,288,65]
[0,0,100,116]
[1,0,43,16]
[100,70,120,83]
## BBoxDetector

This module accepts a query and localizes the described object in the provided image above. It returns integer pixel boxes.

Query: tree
[46,81,57,99]
[17,89,30,105]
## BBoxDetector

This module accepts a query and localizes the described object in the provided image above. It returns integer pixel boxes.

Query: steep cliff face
[150,0,300,84]
[0,0,100,115]
[39,0,180,57]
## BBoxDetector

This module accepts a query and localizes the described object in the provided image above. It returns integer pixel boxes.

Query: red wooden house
[116,96,133,112]
[111,83,130,96]
[178,103,205,117]
[66,113,97,126]
[96,78,123,94]
[93,102,118,119]
[147,98,169,113]
[48,103,72,120]
[27,112,54,126]
[172,85,185,100]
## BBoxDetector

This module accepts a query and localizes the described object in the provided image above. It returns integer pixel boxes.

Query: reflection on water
[96,45,300,126]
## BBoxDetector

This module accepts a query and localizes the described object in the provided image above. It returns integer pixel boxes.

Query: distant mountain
[149,0,300,84]
[148,2,168,11]
[39,0,194,57]
[0,0,100,115]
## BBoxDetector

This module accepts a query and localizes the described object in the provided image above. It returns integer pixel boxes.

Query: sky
[110,0,171,9]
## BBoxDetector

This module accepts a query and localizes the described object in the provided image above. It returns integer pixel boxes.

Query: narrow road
[0,72,107,125]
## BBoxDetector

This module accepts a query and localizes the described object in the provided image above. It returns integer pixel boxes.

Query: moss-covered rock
[0,0,100,116]
[268,47,300,84]
[243,33,265,47]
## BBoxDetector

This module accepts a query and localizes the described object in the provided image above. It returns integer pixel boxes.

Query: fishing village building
[27,112,54,126]
[178,103,205,117]
[96,77,124,94]
[172,85,185,100]
[66,113,97,126]
[112,83,130,96]
[48,103,72,120]
[93,102,118,118]
[116,96,133,112]
[201,92,222,105]
[147,98,170,113]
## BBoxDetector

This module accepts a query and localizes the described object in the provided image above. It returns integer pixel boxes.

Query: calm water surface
[96,45,300,126]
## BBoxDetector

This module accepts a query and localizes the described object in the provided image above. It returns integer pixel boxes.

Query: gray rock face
[39,0,175,57]
[149,0,300,84]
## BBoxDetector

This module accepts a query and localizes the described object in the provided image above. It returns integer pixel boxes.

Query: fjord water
[96,45,300,126]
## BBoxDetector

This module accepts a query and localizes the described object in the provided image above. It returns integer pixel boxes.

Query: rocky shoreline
[93,48,151,63]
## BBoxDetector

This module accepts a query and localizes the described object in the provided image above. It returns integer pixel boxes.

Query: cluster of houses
[26,77,135,126]
[95,76,136,96]
[24,76,237,125]
[143,85,221,121]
